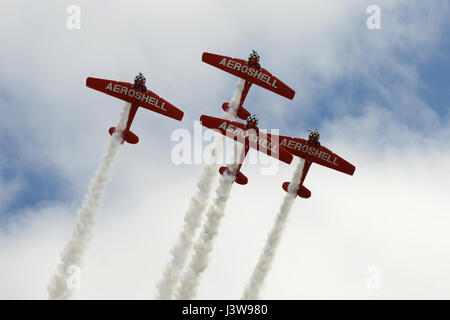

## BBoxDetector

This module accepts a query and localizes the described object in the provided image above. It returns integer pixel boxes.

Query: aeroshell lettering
[218,121,278,153]
[218,58,278,89]
[105,82,167,111]
[280,137,339,166]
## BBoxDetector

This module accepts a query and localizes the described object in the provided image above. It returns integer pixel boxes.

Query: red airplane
[269,130,356,198]
[200,114,293,185]
[86,73,184,144]
[202,50,296,120]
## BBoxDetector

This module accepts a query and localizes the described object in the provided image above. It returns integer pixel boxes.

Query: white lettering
[218,122,228,130]
[135,91,142,100]
[271,78,278,88]
[66,5,81,30]
[287,140,295,149]
[261,73,268,83]
[366,5,381,30]
[314,149,323,158]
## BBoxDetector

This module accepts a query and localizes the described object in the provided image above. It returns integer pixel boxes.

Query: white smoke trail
[223,78,245,121]
[47,103,131,300]
[241,158,305,300]
[154,156,217,300]
[175,143,240,300]
[154,79,245,299]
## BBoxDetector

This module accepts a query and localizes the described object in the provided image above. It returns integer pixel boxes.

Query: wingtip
[289,90,296,100]
[201,52,210,62]
[286,153,294,164]
[199,114,208,123]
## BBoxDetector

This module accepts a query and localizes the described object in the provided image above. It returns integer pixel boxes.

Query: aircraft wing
[270,134,355,175]
[202,52,295,100]
[200,115,293,165]
[86,77,184,121]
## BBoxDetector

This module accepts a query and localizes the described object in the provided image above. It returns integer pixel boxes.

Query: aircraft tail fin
[109,127,139,144]
[282,182,311,199]
[219,166,248,185]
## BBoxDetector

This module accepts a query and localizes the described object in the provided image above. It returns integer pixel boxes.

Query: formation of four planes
[86,51,355,199]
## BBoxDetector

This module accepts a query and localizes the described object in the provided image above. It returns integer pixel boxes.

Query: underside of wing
[202,52,295,100]
[199,115,292,165]
[86,77,183,121]
[273,134,355,175]
[199,115,245,138]
[86,77,134,103]
[137,89,184,121]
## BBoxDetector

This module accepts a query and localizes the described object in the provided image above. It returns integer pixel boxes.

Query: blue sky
[1,0,450,299]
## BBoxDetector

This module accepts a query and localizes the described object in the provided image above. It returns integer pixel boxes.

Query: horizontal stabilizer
[219,166,248,185]
[222,102,229,113]
[282,182,311,199]
[222,103,250,121]
[109,127,139,144]
[237,106,251,121]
